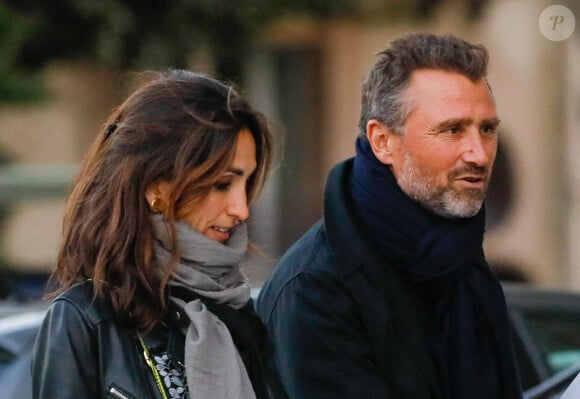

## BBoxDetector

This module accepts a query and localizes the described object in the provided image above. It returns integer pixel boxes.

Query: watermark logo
[539,5,575,41]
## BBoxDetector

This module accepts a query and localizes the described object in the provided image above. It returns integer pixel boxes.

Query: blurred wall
[0,64,119,272]
[248,0,579,288]
[1,0,579,290]
[565,11,580,288]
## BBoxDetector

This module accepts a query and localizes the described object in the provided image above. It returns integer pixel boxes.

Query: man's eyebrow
[434,117,501,130]
[434,118,471,130]
[482,117,501,126]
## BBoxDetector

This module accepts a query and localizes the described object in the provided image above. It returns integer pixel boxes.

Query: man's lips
[455,175,487,188]
[457,175,485,182]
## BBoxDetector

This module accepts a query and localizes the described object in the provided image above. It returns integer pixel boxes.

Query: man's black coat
[257,159,517,398]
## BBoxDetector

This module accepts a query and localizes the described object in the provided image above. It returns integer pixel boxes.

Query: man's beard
[396,151,490,218]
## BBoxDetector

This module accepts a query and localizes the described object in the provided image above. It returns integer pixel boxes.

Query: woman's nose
[228,191,250,222]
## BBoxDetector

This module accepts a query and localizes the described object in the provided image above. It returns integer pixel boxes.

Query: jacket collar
[323,158,443,397]
[141,306,186,364]
[324,159,373,277]
[324,158,392,285]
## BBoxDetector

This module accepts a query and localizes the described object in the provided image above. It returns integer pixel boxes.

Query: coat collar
[324,159,372,277]
[323,158,443,397]
[323,158,388,282]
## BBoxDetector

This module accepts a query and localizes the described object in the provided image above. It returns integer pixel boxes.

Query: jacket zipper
[138,335,169,399]
[109,386,130,399]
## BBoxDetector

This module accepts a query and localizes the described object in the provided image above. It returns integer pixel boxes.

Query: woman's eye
[214,182,231,191]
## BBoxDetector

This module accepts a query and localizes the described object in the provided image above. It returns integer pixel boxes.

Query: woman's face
[147,128,257,243]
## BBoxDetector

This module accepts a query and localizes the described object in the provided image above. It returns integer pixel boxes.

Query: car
[1,283,580,398]
[504,283,580,398]
[0,303,47,399]
[0,299,49,320]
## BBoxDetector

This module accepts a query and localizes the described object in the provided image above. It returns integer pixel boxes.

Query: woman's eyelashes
[214,180,232,191]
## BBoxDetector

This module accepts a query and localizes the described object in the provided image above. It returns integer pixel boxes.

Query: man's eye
[481,125,498,134]
[447,126,461,134]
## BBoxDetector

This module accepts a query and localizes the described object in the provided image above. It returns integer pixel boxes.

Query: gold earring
[149,198,165,214]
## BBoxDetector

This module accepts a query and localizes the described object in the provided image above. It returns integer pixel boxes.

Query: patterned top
[152,352,190,399]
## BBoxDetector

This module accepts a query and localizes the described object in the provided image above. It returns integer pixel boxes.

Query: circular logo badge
[539,5,576,41]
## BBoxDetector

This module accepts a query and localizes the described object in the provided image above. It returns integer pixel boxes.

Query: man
[256,33,522,398]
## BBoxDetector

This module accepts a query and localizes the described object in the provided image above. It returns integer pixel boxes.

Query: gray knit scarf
[151,214,256,399]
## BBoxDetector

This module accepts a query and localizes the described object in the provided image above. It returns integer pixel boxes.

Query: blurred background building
[0,0,579,299]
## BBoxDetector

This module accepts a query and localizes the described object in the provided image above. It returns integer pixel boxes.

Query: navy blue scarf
[350,137,522,399]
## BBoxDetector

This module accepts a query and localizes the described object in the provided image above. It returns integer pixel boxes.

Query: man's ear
[366,119,398,165]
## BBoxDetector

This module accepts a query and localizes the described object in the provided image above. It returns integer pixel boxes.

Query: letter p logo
[540,5,576,41]
[550,15,565,31]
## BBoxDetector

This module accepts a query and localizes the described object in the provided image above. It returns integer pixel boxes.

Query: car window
[520,310,580,375]
[0,346,15,364]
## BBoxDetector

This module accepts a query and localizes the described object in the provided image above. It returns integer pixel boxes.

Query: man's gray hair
[358,33,489,137]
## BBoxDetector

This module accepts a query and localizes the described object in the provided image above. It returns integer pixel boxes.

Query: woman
[32,70,284,399]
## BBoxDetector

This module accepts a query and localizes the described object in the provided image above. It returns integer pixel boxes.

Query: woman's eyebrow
[226,167,244,176]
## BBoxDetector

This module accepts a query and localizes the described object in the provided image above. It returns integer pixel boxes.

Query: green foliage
[0,0,356,95]
[0,4,45,102]
[0,0,490,102]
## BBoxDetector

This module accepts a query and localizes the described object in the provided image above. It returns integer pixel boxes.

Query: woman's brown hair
[51,70,272,333]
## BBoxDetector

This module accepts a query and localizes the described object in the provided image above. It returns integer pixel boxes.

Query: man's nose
[462,129,496,166]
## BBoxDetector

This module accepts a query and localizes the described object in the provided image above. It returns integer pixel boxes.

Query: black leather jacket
[32,282,181,399]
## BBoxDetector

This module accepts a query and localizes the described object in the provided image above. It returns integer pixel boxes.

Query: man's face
[388,69,499,218]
